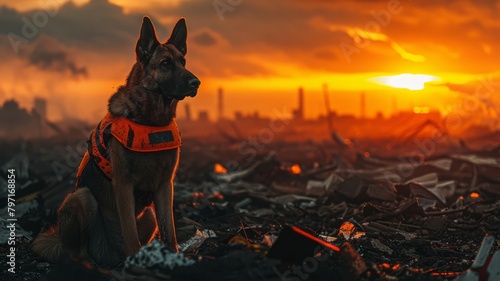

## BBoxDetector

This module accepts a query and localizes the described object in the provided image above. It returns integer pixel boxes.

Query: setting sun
[371,74,440,91]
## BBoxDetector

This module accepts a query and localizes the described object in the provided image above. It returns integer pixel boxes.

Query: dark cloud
[443,82,476,96]
[442,76,500,97]
[441,76,500,110]
[27,43,88,78]
[1,0,500,76]
[442,80,499,114]
[0,0,148,52]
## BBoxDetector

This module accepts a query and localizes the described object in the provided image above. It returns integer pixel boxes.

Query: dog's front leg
[113,178,141,256]
[154,180,178,252]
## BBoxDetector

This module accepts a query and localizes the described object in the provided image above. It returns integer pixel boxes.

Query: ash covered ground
[1,130,500,281]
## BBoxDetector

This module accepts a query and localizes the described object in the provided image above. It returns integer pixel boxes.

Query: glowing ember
[289,164,302,175]
[214,163,227,174]
[380,263,391,269]
[470,192,480,199]
[213,191,224,200]
[339,221,356,239]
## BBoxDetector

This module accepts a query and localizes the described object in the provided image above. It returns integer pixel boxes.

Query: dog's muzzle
[188,78,201,89]
[174,78,200,99]
[168,72,200,100]
[186,78,200,97]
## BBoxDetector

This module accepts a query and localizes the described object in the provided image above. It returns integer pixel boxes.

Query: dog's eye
[179,57,186,66]
[160,60,173,69]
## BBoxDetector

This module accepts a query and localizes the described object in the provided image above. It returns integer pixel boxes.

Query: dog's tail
[32,227,63,262]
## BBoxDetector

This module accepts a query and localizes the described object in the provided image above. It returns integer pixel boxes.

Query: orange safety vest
[76,112,181,183]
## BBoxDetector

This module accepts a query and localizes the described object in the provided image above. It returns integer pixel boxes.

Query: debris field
[1,136,500,281]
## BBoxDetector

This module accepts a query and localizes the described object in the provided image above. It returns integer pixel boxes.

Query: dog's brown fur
[32,17,200,267]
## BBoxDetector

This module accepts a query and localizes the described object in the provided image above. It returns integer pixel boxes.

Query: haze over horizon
[0,0,499,124]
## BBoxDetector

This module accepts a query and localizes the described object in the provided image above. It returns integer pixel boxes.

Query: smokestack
[322,83,333,134]
[185,104,192,121]
[298,87,304,120]
[218,87,223,120]
[360,92,366,119]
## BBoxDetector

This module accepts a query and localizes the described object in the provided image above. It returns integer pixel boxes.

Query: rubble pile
[1,137,500,280]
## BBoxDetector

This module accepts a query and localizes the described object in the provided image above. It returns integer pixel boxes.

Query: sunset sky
[0,0,499,122]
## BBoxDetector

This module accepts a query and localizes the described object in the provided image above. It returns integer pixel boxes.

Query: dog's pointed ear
[136,16,160,62]
[167,18,187,55]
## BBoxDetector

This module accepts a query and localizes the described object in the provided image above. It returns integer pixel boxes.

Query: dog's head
[108,17,200,123]
[135,17,200,100]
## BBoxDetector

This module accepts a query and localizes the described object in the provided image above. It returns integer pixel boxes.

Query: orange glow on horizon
[0,62,479,123]
[0,0,495,125]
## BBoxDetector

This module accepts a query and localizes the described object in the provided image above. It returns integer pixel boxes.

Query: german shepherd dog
[33,17,200,267]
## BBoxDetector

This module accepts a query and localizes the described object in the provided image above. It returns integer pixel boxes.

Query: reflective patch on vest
[149,130,174,144]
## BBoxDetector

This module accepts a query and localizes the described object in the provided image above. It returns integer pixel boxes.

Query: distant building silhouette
[184,104,192,121]
[292,87,304,120]
[234,111,243,120]
[198,110,210,122]
[218,88,224,120]
[360,92,366,119]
